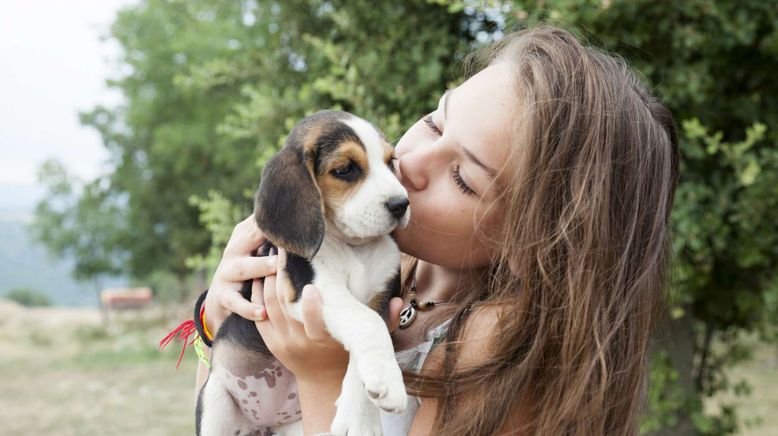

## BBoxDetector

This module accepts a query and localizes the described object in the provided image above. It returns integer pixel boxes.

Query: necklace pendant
[399,304,417,329]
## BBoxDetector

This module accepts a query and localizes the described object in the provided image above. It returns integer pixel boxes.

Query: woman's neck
[413,260,487,303]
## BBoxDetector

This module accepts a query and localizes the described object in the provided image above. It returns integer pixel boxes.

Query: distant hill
[0,215,127,307]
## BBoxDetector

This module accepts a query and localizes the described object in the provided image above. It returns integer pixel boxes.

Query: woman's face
[392,62,518,269]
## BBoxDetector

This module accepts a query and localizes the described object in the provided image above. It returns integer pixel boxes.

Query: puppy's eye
[334,163,354,175]
[331,162,360,181]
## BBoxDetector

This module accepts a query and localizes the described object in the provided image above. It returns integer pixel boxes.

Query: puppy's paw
[330,404,382,436]
[357,353,407,414]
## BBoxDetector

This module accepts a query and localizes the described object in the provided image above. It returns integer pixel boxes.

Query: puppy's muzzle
[385,196,410,220]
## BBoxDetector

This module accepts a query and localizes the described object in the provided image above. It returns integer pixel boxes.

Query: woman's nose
[398,142,439,191]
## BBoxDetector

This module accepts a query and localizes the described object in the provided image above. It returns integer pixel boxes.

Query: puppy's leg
[197,367,256,436]
[330,355,383,436]
[304,287,407,415]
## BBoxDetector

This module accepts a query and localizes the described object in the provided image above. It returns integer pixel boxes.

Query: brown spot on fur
[263,372,277,388]
[302,124,324,155]
[314,140,367,220]
[280,273,296,303]
[334,141,370,177]
[237,379,247,390]
[383,140,395,164]
[367,293,386,312]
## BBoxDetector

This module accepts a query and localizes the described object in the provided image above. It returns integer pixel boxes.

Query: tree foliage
[39,0,485,290]
[4,287,51,307]
[31,160,125,282]
[32,1,778,433]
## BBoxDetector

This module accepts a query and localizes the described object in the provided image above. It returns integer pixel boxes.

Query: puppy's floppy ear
[254,146,325,259]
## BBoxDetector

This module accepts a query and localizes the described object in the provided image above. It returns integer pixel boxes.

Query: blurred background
[1,0,777,435]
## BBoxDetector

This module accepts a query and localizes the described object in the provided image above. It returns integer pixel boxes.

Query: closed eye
[452,165,476,196]
[423,115,442,136]
[423,115,477,196]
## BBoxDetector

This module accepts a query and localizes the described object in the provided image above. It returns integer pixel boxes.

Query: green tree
[35,0,485,294]
[76,1,254,294]
[31,160,125,305]
[4,287,51,307]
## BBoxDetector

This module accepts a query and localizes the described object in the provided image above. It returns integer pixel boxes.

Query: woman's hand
[204,215,277,331]
[254,247,404,434]
[254,247,404,383]
[253,246,346,382]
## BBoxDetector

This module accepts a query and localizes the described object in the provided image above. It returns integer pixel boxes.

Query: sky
[0,0,134,212]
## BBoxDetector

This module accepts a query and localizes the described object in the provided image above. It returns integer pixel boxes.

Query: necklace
[398,265,450,329]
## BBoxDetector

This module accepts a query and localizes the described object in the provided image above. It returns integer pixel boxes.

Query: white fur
[275,233,407,435]
[200,365,257,436]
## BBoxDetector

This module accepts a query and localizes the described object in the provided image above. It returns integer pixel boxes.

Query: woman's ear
[254,146,325,259]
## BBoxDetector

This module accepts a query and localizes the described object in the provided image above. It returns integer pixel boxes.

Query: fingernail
[302,285,314,299]
[253,307,265,320]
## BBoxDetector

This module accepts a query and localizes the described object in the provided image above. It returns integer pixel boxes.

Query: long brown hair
[402,26,680,435]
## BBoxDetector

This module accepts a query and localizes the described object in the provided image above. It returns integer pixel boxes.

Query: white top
[380,320,452,435]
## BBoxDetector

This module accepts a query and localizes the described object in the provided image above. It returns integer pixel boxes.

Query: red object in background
[100,287,153,310]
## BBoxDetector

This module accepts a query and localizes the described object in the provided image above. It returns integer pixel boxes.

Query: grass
[0,302,197,436]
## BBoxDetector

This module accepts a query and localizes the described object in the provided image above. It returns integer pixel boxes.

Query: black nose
[385,196,409,219]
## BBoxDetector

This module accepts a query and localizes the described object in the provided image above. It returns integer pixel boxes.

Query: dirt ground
[0,301,776,435]
[0,301,196,435]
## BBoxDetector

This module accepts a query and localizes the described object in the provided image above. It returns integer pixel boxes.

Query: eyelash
[423,115,442,136]
[452,165,476,196]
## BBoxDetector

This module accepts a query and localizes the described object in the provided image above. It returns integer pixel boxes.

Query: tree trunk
[176,271,190,304]
[94,277,108,326]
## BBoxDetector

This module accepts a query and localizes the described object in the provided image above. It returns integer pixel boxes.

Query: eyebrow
[442,90,498,178]
[460,144,497,177]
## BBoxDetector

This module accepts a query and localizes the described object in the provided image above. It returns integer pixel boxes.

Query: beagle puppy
[197,110,410,436]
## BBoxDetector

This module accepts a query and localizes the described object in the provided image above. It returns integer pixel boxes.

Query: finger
[220,255,278,281]
[263,271,286,333]
[224,215,266,256]
[274,248,306,335]
[300,285,330,341]
[274,248,295,316]
[250,278,267,321]
[387,297,404,332]
[222,288,264,321]
[253,278,274,340]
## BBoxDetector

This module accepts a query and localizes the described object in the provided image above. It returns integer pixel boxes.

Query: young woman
[196,25,679,435]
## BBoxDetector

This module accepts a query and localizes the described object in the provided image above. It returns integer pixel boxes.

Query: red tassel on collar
[159,319,198,369]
